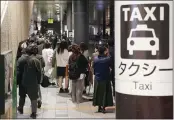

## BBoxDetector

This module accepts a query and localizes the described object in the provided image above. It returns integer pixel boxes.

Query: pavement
[17,81,115,119]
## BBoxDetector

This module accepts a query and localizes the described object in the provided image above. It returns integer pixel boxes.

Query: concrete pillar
[67,2,72,32]
[102,7,106,38]
[114,1,173,119]
[97,10,102,34]
[73,0,89,44]
[109,0,114,39]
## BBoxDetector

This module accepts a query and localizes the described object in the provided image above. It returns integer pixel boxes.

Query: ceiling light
[55,4,60,7]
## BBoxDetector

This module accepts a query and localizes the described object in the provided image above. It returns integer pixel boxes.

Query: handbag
[41,75,51,88]
[41,69,51,88]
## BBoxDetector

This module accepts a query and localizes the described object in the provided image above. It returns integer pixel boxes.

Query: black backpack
[69,57,81,80]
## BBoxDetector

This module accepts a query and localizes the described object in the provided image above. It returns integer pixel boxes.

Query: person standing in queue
[32,43,45,109]
[79,42,89,94]
[55,41,69,93]
[67,45,73,95]
[93,45,113,113]
[42,40,55,85]
[17,44,42,119]
[68,44,88,103]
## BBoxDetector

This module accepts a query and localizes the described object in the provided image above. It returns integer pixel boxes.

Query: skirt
[93,80,113,107]
[57,67,66,77]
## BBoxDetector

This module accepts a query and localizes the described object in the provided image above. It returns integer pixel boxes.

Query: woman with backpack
[55,41,69,93]
[69,44,88,103]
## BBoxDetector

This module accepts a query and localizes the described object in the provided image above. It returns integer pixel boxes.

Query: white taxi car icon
[127,24,159,56]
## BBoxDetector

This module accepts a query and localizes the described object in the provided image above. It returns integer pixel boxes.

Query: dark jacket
[93,55,111,81]
[109,46,114,77]
[38,43,44,55]
[17,54,42,87]
[36,54,45,68]
[69,54,88,74]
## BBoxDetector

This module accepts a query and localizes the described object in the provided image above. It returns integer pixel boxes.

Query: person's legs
[58,76,64,93]
[37,85,42,108]
[76,80,83,104]
[64,76,69,93]
[64,65,69,92]
[31,100,37,113]
[27,87,38,119]
[83,71,89,94]
[18,97,25,114]
[98,106,102,112]
[111,73,115,97]
[69,80,72,94]
[112,79,115,96]
[18,85,26,114]
[71,80,76,103]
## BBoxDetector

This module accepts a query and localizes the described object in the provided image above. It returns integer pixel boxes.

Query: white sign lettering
[115,1,173,96]
[122,6,165,21]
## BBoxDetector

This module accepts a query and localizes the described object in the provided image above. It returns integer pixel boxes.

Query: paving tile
[55,110,68,115]
[68,110,81,115]
[55,114,69,118]
[55,110,69,118]
[17,86,115,119]
[55,104,68,110]
[80,112,95,118]
[42,110,56,118]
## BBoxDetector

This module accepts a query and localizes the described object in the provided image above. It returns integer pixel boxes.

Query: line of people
[16,32,115,119]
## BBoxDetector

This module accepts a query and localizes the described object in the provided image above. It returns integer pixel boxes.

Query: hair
[108,39,114,47]
[94,43,99,50]
[104,43,109,49]
[68,45,72,52]
[57,41,68,54]
[70,44,81,61]
[98,45,106,55]
[25,43,38,55]
[37,39,45,45]
[80,42,88,53]
[44,40,51,49]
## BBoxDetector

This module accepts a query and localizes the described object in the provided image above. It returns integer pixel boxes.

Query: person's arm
[16,57,23,85]
[52,49,56,67]
[41,56,45,68]
[34,59,42,84]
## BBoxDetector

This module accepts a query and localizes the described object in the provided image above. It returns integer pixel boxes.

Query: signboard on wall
[48,18,54,24]
[0,50,13,115]
[115,1,173,96]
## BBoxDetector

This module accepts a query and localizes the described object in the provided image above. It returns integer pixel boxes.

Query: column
[102,7,106,38]
[73,0,89,44]
[109,0,114,40]
[115,1,173,119]
[97,10,102,34]
[67,2,72,33]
